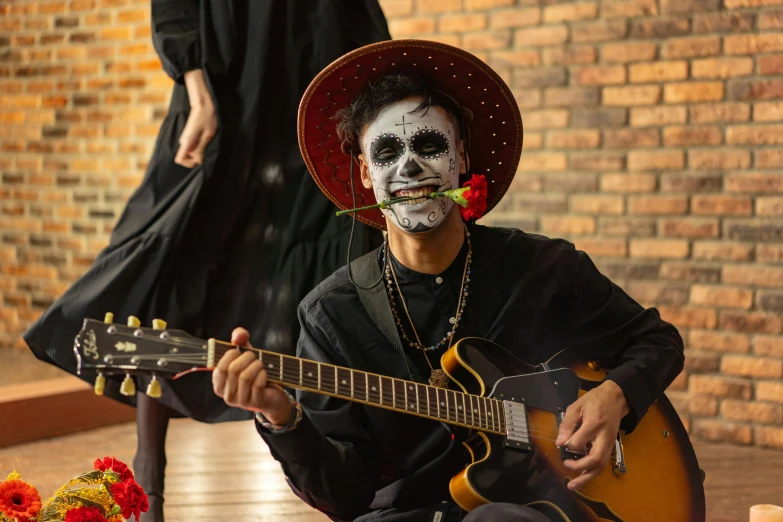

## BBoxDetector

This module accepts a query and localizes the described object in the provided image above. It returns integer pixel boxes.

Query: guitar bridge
[503,400,531,452]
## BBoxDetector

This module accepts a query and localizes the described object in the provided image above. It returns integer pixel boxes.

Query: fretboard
[254,349,505,435]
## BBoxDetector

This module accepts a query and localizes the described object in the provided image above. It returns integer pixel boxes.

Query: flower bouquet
[0,458,148,522]
[337,174,489,221]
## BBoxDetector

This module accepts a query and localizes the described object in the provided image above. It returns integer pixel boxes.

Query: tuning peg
[94,372,106,395]
[146,375,162,398]
[152,319,167,330]
[120,373,136,396]
[104,312,114,324]
[127,315,141,328]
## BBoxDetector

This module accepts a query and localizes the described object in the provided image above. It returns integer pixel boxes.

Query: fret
[365,373,369,402]
[353,370,367,402]
[378,376,393,407]
[462,392,469,428]
[414,383,420,414]
[299,359,303,386]
[492,399,502,432]
[350,369,355,398]
[278,353,283,381]
[425,384,432,417]
[336,367,352,397]
[488,398,496,432]
[301,360,319,390]
[435,388,448,422]
[472,395,485,431]
[430,386,440,419]
[317,363,321,391]
[453,391,464,425]
[367,374,382,406]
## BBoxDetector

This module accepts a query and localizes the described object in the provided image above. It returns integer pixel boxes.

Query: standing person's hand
[175,69,218,168]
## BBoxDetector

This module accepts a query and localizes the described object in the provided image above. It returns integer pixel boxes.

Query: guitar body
[442,338,706,522]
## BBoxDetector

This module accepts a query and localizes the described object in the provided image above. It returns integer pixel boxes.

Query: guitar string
[101,333,607,442]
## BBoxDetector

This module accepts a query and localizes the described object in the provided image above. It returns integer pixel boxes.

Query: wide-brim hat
[298,39,524,230]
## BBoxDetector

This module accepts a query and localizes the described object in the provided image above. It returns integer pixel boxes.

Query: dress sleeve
[256,301,381,520]
[565,249,685,433]
[151,0,201,82]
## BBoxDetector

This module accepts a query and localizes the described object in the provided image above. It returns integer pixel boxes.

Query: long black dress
[23,0,389,423]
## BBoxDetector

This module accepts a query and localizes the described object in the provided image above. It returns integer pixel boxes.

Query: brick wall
[1,0,782,448]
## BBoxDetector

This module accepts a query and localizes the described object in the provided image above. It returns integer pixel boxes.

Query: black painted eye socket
[410,128,450,160]
[370,133,405,167]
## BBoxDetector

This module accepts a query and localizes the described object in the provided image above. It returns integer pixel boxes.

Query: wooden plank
[0,376,136,448]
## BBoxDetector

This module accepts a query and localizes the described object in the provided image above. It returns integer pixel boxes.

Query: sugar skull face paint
[361,98,462,233]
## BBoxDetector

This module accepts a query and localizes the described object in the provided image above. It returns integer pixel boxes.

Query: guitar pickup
[503,400,531,452]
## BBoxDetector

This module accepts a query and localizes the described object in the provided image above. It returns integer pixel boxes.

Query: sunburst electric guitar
[75,316,705,522]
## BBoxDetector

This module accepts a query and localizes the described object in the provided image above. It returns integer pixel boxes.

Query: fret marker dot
[458,406,463,410]
[473,409,478,413]
[440,402,445,407]
[371,386,377,391]
[268,364,274,369]
[409,404,414,409]
[409,386,413,390]
[307,372,313,377]
[341,379,347,385]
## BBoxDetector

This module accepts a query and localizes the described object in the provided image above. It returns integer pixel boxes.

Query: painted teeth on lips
[394,186,436,205]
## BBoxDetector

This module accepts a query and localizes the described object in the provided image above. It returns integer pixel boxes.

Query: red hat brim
[298,39,524,230]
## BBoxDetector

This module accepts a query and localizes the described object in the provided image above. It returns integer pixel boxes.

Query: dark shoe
[133,455,165,522]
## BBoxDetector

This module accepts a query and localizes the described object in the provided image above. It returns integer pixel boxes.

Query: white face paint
[361,97,461,234]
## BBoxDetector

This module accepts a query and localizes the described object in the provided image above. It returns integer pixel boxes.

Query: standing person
[22,1,389,520]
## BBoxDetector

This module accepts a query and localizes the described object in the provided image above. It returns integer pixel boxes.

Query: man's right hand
[175,69,218,168]
[212,327,294,426]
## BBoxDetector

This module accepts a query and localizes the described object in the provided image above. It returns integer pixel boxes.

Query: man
[211,41,685,521]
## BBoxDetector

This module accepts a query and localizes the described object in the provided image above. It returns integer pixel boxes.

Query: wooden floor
[0,419,780,522]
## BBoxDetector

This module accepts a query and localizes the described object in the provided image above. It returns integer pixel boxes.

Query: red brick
[388,17,435,36]
[512,194,567,214]
[754,102,783,124]
[631,17,690,39]
[568,151,625,170]
[603,129,659,148]
[722,356,783,379]
[692,419,752,445]
[491,50,540,67]
[523,109,568,130]
[628,281,689,305]
[692,195,752,215]
[603,86,661,106]
[464,0,513,8]
[725,34,783,54]
[727,125,783,145]
[687,394,719,416]
[542,173,598,192]
[415,0,460,13]
[513,88,542,109]
[720,310,783,334]
[518,152,567,172]
[663,126,722,146]
[543,2,597,22]
[690,102,750,123]
[600,41,657,63]
[759,9,783,29]
[723,265,783,288]
[627,150,684,170]
[601,0,658,18]
[757,381,783,404]
[726,172,783,191]
[572,238,627,257]
[756,426,783,450]
[379,0,413,17]
[629,61,687,83]
[600,173,656,192]
[571,20,627,43]
[541,46,596,66]
[662,218,719,238]
[662,36,721,58]
[726,219,783,242]
[569,194,624,214]
[488,7,540,28]
[540,216,595,235]
[599,217,656,237]
[690,374,752,399]
[685,352,721,372]
[574,65,626,85]
[755,335,783,357]
[757,244,783,263]
[630,239,689,258]
[462,31,510,50]
[546,130,600,149]
[691,285,752,308]
[664,82,724,103]
[515,25,568,46]
[690,149,750,171]
[726,0,783,6]
[665,172,721,192]
[630,105,687,127]
[757,197,783,216]
[692,57,754,79]
[544,87,600,107]
[661,0,720,12]
[758,289,783,312]
[729,79,783,100]
[689,330,750,353]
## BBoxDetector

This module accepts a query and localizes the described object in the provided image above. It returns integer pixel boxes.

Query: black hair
[335,72,468,155]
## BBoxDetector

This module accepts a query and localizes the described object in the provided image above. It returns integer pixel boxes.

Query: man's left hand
[555,380,630,491]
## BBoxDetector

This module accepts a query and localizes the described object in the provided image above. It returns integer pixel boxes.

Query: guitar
[75,315,706,522]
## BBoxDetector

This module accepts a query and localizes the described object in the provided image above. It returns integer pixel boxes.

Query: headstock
[74,313,216,399]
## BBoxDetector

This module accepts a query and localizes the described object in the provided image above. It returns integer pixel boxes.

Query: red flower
[459,174,488,221]
[110,479,149,522]
[65,506,108,522]
[0,479,41,521]
[94,457,134,481]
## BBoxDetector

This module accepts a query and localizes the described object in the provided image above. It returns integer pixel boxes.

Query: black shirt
[258,224,684,521]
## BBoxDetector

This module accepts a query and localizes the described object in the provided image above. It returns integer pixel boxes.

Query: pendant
[429,369,450,389]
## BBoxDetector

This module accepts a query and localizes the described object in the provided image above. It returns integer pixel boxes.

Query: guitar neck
[208,340,505,435]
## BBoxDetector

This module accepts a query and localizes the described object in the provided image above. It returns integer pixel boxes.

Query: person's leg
[134,392,175,522]
[462,503,551,522]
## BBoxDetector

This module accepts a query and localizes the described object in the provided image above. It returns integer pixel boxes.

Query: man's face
[360,98,462,233]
